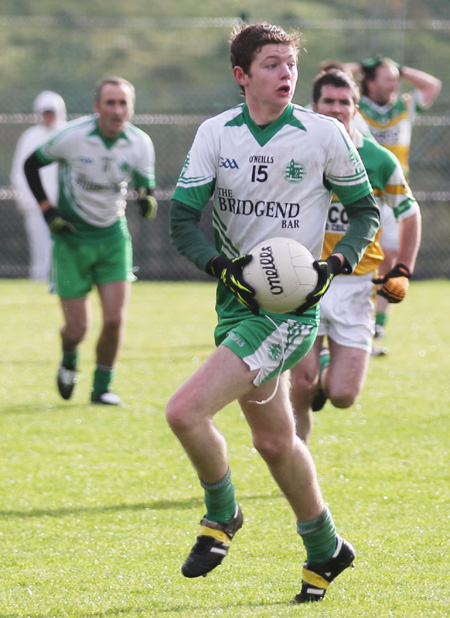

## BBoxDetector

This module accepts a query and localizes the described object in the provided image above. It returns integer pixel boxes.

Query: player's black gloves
[206,255,259,314]
[295,255,343,315]
[137,188,158,219]
[43,207,75,234]
[372,263,410,303]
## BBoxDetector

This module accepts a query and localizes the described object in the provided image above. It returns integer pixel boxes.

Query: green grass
[0,279,449,617]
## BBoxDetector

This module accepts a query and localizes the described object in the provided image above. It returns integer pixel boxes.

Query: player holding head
[344,55,440,345]
[290,69,421,441]
[24,76,157,406]
[167,23,380,603]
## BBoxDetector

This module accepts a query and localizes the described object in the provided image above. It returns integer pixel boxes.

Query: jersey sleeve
[380,154,420,221]
[172,120,217,211]
[132,132,156,189]
[35,125,71,165]
[324,120,373,205]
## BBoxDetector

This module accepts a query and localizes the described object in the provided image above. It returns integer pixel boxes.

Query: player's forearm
[169,199,218,272]
[397,211,422,273]
[400,66,442,106]
[24,152,50,208]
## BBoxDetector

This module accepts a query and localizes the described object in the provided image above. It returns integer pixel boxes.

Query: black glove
[295,255,343,315]
[206,255,259,314]
[43,207,75,234]
[372,263,410,303]
[137,195,158,219]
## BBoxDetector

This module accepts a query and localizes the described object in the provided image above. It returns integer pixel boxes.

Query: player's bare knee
[290,369,318,402]
[329,388,358,409]
[103,315,123,334]
[252,431,292,465]
[166,391,202,435]
[63,323,88,346]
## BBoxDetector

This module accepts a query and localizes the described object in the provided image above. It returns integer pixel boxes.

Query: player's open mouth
[278,85,290,94]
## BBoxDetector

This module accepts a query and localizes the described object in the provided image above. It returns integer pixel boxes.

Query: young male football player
[24,77,157,405]
[290,69,421,442]
[167,23,380,603]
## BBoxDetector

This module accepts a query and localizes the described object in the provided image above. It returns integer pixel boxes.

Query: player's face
[234,43,298,122]
[41,110,57,128]
[313,85,357,132]
[94,83,135,139]
[368,65,400,105]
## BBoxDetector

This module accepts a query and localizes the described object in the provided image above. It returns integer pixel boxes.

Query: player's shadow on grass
[0,492,279,520]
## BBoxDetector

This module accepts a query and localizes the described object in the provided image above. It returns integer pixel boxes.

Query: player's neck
[245,98,289,126]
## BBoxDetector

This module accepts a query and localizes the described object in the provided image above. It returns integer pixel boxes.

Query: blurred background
[1,0,448,280]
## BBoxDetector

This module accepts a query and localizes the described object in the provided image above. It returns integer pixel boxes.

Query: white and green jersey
[36,115,155,243]
[359,91,426,174]
[173,102,372,262]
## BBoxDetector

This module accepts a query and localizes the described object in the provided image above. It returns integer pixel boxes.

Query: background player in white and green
[344,55,441,343]
[167,23,380,603]
[290,69,421,442]
[24,76,157,406]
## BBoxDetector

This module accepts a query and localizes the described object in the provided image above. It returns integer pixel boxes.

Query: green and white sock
[200,468,236,523]
[297,505,337,565]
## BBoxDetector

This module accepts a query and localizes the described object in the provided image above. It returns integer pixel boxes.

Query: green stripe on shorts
[217,311,319,386]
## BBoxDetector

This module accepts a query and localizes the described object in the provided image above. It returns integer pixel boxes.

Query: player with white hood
[11,91,67,281]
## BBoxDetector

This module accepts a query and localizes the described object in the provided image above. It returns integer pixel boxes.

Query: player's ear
[233,66,248,88]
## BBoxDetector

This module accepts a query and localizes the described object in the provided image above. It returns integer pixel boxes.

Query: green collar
[89,119,129,149]
[227,103,306,146]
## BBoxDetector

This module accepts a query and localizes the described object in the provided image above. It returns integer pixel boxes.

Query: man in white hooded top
[11,90,67,281]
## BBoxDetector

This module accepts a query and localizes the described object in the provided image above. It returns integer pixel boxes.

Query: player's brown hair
[312,69,360,105]
[230,23,304,94]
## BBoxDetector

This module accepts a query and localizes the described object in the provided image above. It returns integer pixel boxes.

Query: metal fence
[1,13,449,280]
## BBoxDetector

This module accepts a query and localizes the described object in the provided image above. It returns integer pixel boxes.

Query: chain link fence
[1,14,449,280]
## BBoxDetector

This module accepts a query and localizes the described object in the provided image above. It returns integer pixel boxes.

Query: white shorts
[318,273,375,353]
[380,203,400,251]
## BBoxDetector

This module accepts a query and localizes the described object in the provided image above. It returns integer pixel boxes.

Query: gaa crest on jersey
[283,159,305,184]
[219,157,239,169]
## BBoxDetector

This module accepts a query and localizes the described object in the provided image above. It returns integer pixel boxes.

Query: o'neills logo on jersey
[217,197,300,218]
[259,245,284,295]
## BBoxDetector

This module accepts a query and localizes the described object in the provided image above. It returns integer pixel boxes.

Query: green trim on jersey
[357,135,417,218]
[226,104,306,147]
[359,94,423,125]
[35,116,95,166]
[173,179,215,211]
[88,123,130,149]
[211,209,241,258]
[133,170,154,189]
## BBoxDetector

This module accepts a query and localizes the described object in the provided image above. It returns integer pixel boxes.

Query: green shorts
[50,235,136,298]
[215,310,319,386]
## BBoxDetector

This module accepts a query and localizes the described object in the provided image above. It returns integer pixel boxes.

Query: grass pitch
[0,279,449,617]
